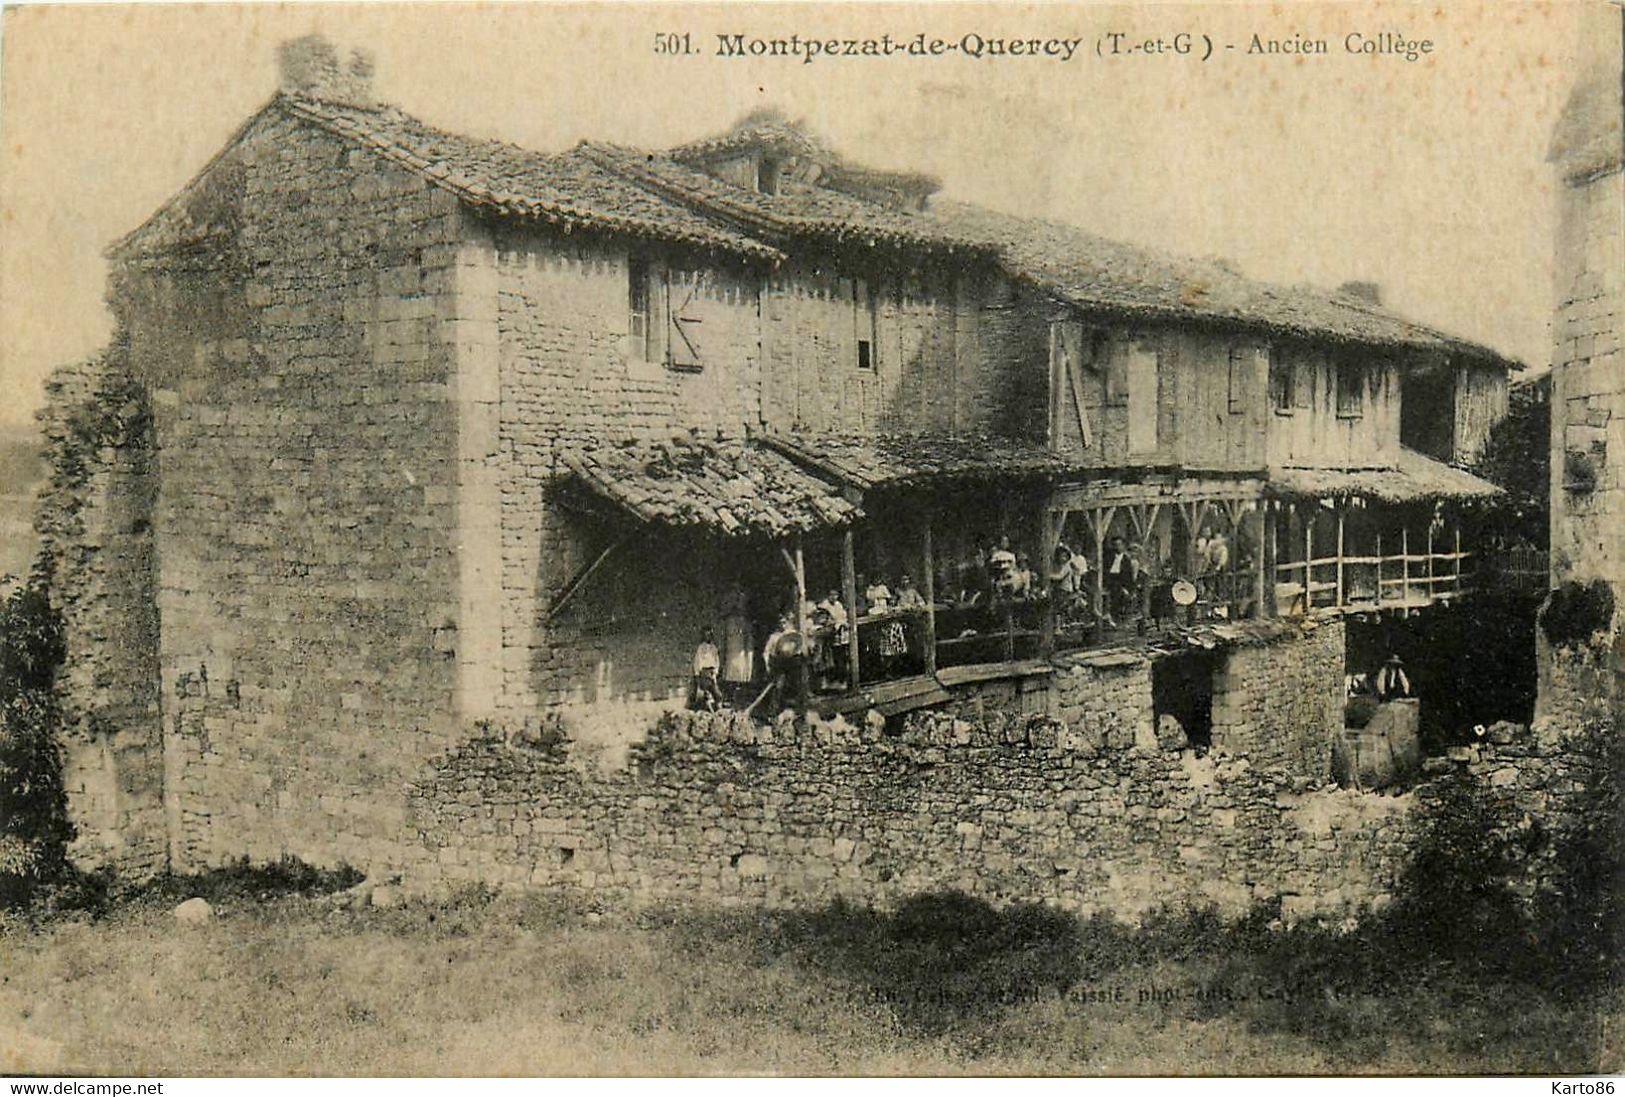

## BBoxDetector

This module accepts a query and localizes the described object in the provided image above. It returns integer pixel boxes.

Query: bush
[1539,580,1616,649]
[1385,770,1532,979]
[1533,719,1625,994]
[0,568,72,908]
[1471,380,1549,547]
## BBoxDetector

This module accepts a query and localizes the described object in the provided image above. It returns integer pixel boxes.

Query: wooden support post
[1093,506,1112,622]
[1375,532,1384,609]
[794,535,809,712]
[1266,502,1278,617]
[1335,504,1346,609]
[1454,523,1463,595]
[1184,499,1211,578]
[1038,509,1056,659]
[1303,504,1314,611]
[1221,497,1248,619]
[842,530,860,691]
[1134,502,1163,623]
[922,517,938,676]
[1426,517,1435,606]
[1401,524,1411,614]
[1254,506,1267,620]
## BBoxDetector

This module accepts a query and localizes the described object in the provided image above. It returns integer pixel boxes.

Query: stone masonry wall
[1211,619,1346,782]
[482,225,767,715]
[1543,52,1624,724]
[1536,631,1623,729]
[107,111,467,871]
[1447,713,1618,902]
[1550,167,1625,603]
[399,702,1410,921]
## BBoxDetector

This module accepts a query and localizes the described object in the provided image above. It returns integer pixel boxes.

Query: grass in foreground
[1,876,1617,1076]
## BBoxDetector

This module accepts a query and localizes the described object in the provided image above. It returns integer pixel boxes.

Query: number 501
[654,32,696,55]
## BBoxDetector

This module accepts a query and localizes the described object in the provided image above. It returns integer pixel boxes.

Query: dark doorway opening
[1152,649,1220,750]
[1342,590,1541,753]
[1400,366,1456,462]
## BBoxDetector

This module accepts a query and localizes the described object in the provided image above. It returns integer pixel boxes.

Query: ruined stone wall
[1536,631,1622,728]
[1449,715,1618,902]
[394,628,1415,920]
[35,353,166,876]
[107,111,467,872]
[1211,620,1345,782]
[399,702,1410,921]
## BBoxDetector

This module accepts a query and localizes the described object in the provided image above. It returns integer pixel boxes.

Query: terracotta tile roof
[669,120,834,166]
[927,202,1513,365]
[1267,448,1503,504]
[579,144,987,256]
[560,436,861,537]
[113,94,1516,367]
[763,432,1078,493]
[669,119,940,199]
[278,97,783,260]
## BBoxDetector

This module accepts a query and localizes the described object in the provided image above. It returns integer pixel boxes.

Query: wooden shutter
[1127,343,1158,455]
[1049,321,1092,449]
[667,270,705,373]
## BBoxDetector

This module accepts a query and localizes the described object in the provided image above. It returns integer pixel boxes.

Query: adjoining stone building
[44,36,1516,890]
[1541,5,1625,725]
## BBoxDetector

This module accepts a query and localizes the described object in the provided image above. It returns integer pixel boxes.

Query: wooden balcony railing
[1275,528,1473,615]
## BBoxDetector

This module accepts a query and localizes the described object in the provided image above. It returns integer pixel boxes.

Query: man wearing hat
[1376,654,1412,701]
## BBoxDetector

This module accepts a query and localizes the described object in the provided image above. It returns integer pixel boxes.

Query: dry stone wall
[1443,714,1616,901]
[400,700,1411,920]
[1211,619,1345,781]
[397,636,1408,919]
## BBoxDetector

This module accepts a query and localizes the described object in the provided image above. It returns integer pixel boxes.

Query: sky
[0,1,1608,434]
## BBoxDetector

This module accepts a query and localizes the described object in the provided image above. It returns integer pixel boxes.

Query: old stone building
[1541,7,1625,725]
[44,36,1517,893]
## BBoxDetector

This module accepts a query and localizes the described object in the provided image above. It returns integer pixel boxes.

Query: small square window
[628,255,650,345]
[853,279,878,371]
[758,157,782,195]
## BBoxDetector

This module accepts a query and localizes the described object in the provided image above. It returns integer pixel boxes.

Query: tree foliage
[0,567,72,906]
[1471,379,1550,547]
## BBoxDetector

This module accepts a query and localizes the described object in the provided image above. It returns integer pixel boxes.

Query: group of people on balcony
[686,522,1250,712]
[1049,525,1240,632]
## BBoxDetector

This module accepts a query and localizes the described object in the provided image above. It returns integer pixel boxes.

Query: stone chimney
[277,34,375,106]
[1337,280,1382,307]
